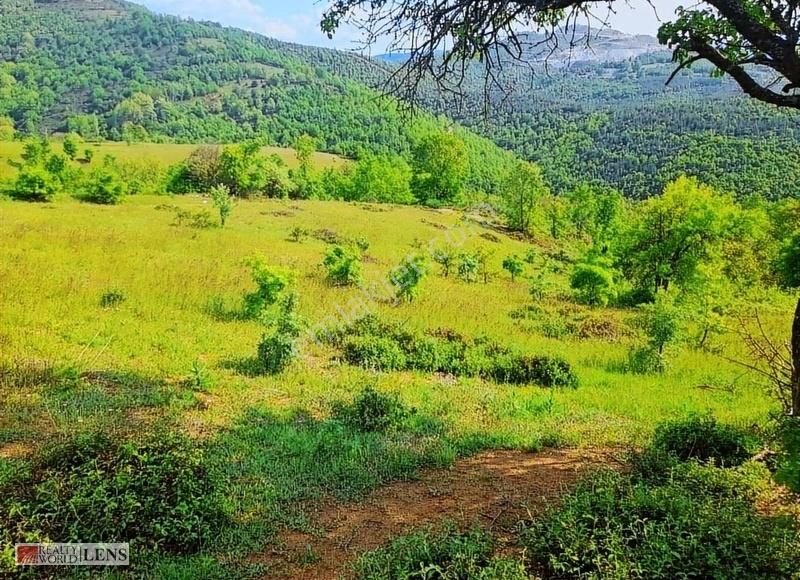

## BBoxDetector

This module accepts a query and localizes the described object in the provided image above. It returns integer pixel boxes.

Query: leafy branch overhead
[322,0,800,109]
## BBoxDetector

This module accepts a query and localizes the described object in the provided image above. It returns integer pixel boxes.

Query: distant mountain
[377,25,664,66]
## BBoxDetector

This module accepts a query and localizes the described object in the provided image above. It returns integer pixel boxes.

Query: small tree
[242,259,289,319]
[502,255,524,282]
[628,292,683,374]
[63,133,82,161]
[209,184,233,227]
[570,263,617,306]
[457,252,480,283]
[733,299,800,417]
[323,245,362,287]
[432,246,456,277]
[391,255,427,302]
[501,160,549,235]
[257,292,305,374]
[475,248,494,284]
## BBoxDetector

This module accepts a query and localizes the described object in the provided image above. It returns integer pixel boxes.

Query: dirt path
[252,447,625,579]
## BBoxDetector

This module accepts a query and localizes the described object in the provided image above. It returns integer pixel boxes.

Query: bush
[242,259,289,319]
[777,416,800,492]
[353,524,527,580]
[523,465,800,580]
[390,254,427,302]
[99,289,126,308]
[332,386,407,433]
[651,415,756,467]
[342,335,408,371]
[0,432,229,557]
[626,346,666,374]
[570,262,617,306]
[323,245,362,287]
[12,166,59,202]
[83,167,127,204]
[257,293,304,374]
[489,354,579,388]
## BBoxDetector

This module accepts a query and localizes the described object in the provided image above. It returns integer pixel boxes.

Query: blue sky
[134,0,684,51]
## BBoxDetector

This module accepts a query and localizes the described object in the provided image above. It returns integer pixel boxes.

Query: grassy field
[0,192,792,576]
[0,140,346,182]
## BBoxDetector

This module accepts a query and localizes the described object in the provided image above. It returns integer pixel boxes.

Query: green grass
[0,193,790,575]
[0,195,780,448]
[0,140,346,182]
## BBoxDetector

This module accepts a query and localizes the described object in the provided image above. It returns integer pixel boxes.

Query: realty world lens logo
[15,544,129,566]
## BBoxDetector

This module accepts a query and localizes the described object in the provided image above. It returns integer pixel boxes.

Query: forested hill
[409,31,800,200]
[1,0,800,200]
[0,0,402,152]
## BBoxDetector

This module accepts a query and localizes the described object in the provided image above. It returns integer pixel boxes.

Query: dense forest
[1,0,799,200]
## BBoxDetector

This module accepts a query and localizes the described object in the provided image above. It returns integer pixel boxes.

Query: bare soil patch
[253,446,625,579]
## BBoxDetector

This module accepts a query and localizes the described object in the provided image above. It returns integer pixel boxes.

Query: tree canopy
[322,0,800,110]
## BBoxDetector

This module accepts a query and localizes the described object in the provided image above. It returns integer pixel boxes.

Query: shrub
[457,252,480,283]
[523,465,800,580]
[257,293,305,374]
[99,289,126,308]
[0,432,229,556]
[342,335,407,371]
[626,346,666,374]
[242,259,288,319]
[390,254,427,302]
[490,354,578,388]
[432,246,456,277]
[323,245,362,287]
[332,386,407,433]
[83,167,127,204]
[172,208,216,229]
[12,166,59,202]
[777,416,800,492]
[289,226,309,242]
[353,524,527,580]
[650,415,756,467]
[570,262,617,306]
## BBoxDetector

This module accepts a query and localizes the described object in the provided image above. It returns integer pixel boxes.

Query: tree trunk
[792,298,800,417]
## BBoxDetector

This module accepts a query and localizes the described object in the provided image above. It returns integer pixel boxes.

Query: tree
[209,184,233,227]
[734,298,800,417]
[502,255,524,282]
[322,0,800,110]
[63,133,82,161]
[778,233,800,288]
[348,154,414,204]
[218,143,292,198]
[12,166,58,202]
[323,245,363,287]
[619,176,737,297]
[294,134,316,178]
[502,160,549,235]
[432,246,457,277]
[411,132,468,205]
[390,255,427,302]
[570,262,617,306]
[0,116,15,141]
[83,167,127,205]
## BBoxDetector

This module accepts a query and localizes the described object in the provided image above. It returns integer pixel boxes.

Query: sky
[135,0,685,52]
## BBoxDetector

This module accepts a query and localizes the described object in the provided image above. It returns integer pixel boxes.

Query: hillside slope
[1,0,799,199]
